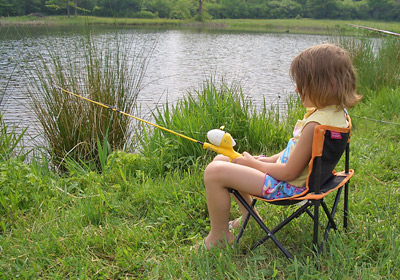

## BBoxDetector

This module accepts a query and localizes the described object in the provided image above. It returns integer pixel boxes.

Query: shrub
[0,114,26,161]
[138,78,304,173]
[27,30,154,172]
[133,10,158,19]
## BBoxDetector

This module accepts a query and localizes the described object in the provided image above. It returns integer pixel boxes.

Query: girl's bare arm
[233,122,318,181]
[254,151,284,163]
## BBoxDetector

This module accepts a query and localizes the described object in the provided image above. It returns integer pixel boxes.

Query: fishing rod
[55,85,242,160]
[347,24,400,37]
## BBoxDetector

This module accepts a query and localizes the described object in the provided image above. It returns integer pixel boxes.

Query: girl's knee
[213,154,230,162]
[204,161,227,184]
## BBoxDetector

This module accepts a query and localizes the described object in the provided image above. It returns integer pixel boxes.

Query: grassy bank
[1,83,399,279]
[0,35,400,278]
[2,15,400,35]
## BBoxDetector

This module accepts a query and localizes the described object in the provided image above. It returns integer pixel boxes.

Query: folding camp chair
[229,115,353,259]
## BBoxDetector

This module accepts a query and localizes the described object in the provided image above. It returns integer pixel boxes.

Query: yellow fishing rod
[55,85,242,160]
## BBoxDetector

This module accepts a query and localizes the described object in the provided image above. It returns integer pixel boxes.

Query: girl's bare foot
[204,232,234,250]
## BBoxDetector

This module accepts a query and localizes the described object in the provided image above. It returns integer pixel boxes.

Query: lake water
[0,26,331,145]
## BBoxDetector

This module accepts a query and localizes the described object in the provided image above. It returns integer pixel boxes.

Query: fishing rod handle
[202,142,242,160]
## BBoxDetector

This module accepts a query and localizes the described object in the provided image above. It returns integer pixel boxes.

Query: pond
[0,26,331,146]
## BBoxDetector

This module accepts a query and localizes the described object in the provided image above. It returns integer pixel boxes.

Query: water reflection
[0,26,330,147]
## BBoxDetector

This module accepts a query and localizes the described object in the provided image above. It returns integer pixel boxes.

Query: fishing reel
[203,126,242,160]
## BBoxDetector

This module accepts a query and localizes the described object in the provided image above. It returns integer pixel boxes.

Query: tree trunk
[67,0,70,18]
[75,0,77,17]
[198,0,202,21]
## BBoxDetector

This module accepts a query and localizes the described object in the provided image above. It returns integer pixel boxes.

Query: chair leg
[313,200,320,255]
[305,208,314,219]
[318,188,343,255]
[230,184,349,259]
[230,189,294,260]
[321,200,337,231]
[235,199,256,244]
[251,201,312,251]
[344,181,349,229]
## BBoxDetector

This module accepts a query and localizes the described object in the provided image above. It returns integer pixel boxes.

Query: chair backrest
[306,116,352,193]
[253,115,352,205]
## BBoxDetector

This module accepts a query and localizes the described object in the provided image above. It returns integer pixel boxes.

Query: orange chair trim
[292,169,354,200]
[249,121,352,203]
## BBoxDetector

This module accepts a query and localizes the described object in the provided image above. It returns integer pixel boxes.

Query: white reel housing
[207,129,236,147]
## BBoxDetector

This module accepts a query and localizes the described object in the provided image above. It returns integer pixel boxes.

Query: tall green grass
[337,36,400,98]
[0,114,27,161]
[138,78,304,173]
[1,85,399,278]
[0,35,399,278]
[0,114,29,233]
[27,30,153,171]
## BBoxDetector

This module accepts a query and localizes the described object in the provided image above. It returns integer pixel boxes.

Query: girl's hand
[254,155,276,163]
[232,152,257,167]
[253,155,265,160]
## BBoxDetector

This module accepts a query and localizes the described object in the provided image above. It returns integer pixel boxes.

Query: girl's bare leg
[203,160,265,248]
[212,155,261,230]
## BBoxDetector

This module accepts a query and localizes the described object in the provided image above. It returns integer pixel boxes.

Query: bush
[337,36,400,100]
[133,10,158,19]
[138,78,304,173]
[0,114,26,161]
[27,30,154,172]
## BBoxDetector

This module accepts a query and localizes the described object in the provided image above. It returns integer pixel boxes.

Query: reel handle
[203,132,242,160]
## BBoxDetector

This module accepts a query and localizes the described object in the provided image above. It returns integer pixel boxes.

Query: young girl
[202,43,361,249]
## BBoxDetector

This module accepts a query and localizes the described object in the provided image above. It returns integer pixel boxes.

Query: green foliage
[0,157,53,223]
[44,0,67,14]
[267,0,302,19]
[27,30,152,171]
[0,114,27,161]
[352,87,400,124]
[170,0,196,19]
[1,78,400,277]
[146,0,172,18]
[0,0,41,16]
[138,78,304,173]
[0,34,400,279]
[2,0,400,21]
[133,10,158,19]
[337,36,400,100]
[105,151,148,189]
[0,0,13,16]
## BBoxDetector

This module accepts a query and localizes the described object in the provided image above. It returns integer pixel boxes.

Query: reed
[1,36,399,279]
[1,83,399,278]
[138,77,304,173]
[0,56,26,161]
[0,114,27,161]
[337,36,400,98]
[27,29,153,171]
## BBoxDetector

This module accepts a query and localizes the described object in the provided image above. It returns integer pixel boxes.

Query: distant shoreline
[1,16,400,36]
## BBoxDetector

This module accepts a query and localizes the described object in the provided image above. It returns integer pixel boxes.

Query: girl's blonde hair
[290,43,362,109]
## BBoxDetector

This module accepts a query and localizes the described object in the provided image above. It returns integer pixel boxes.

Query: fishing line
[55,85,204,145]
[54,85,242,160]
[352,115,400,126]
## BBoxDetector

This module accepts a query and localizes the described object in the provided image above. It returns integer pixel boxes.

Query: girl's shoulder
[305,106,347,128]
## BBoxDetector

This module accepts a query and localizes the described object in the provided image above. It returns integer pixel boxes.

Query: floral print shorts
[262,174,306,200]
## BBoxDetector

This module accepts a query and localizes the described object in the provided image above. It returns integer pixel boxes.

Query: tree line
[1,0,400,21]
